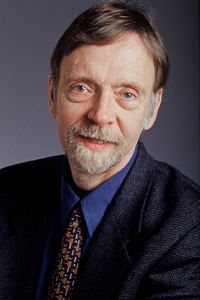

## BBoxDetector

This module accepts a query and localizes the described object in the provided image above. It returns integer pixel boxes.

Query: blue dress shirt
[35,144,138,299]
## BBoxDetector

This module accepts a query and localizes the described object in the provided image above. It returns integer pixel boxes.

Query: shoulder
[0,155,64,207]
[137,141,200,197]
[149,159,200,227]
[133,142,200,235]
[153,157,200,201]
[0,155,64,180]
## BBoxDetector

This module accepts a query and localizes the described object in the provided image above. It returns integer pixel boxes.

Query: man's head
[48,1,169,185]
[50,0,169,99]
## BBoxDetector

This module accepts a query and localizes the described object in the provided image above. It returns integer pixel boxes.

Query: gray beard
[63,124,126,174]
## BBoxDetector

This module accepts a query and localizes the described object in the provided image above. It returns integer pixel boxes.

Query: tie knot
[68,205,82,236]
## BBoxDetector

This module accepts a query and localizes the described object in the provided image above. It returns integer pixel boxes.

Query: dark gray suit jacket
[0,142,200,299]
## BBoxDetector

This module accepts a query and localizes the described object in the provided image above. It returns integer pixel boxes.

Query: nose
[87,92,116,125]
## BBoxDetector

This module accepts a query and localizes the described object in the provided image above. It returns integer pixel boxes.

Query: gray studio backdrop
[0,0,199,184]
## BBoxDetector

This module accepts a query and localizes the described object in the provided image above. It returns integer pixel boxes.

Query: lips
[81,135,110,144]
[79,135,112,151]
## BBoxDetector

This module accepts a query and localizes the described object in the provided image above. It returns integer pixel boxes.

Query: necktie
[47,205,83,299]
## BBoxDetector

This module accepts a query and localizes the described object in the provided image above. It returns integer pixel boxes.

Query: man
[0,1,199,299]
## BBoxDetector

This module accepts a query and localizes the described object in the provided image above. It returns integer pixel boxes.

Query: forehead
[59,32,155,91]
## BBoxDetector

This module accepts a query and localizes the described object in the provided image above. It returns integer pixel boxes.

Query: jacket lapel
[73,142,156,299]
[73,206,132,300]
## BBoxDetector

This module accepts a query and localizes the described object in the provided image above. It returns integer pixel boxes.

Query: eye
[123,92,135,99]
[73,85,87,92]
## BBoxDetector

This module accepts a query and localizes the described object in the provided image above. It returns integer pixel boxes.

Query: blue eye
[74,85,87,92]
[123,92,134,99]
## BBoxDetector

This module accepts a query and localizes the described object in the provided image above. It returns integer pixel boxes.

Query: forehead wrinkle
[60,32,156,95]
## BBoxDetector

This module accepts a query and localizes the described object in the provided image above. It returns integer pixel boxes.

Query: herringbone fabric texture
[47,205,83,300]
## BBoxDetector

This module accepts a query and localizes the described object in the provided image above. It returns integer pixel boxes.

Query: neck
[69,168,113,191]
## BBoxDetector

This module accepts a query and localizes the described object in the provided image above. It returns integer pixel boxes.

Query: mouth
[79,135,112,151]
[81,136,110,144]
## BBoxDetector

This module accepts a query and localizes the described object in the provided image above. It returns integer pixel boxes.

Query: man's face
[49,32,162,176]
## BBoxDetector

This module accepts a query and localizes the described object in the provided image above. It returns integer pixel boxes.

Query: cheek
[118,111,145,141]
[56,102,89,134]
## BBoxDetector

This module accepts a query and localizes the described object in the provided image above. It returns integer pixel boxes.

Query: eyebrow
[113,81,146,96]
[64,76,97,87]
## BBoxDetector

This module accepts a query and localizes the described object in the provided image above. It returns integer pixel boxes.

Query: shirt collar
[60,144,138,238]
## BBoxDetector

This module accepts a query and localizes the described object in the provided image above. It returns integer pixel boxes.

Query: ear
[143,89,163,130]
[48,74,56,118]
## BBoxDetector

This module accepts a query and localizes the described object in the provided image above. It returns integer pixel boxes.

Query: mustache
[66,124,125,145]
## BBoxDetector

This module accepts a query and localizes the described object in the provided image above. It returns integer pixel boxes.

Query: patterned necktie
[47,205,83,299]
